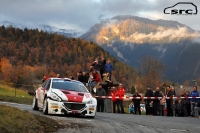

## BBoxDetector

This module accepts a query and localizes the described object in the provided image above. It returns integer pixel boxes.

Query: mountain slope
[0,26,137,88]
[0,21,82,37]
[81,15,200,83]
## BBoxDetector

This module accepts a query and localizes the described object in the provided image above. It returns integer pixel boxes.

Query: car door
[36,80,47,107]
[37,79,50,106]
[41,79,51,104]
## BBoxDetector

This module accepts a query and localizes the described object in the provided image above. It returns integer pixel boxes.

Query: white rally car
[32,78,97,118]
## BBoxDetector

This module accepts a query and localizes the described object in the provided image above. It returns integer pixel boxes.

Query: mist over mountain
[0,21,82,38]
[81,15,200,83]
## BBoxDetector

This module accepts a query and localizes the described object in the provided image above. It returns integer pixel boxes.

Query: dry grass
[0,104,64,133]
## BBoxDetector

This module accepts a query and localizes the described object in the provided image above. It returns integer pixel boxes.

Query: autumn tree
[136,56,166,92]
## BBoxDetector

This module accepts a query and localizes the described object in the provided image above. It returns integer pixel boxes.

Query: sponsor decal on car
[89,108,94,111]
[51,106,58,108]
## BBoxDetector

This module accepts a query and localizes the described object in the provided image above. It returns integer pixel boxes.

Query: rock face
[81,15,200,83]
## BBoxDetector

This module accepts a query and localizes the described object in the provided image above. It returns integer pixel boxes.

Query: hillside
[0,21,81,37]
[81,15,200,83]
[0,25,137,89]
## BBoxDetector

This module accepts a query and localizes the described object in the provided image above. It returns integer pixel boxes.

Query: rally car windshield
[52,79,88,92]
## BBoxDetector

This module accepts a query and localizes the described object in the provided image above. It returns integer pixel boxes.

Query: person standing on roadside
[153,87,162,116]
[145,85,153,115]
[190,86,199,117]
[96,84,106,112]
[117,83,125,113]
[160,92,166,116]
[185,91,191,116]
[166,86,173,116]
[132,90,142,115]
[110,87,118,113]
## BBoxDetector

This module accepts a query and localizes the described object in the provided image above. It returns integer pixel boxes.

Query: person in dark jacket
[132,90,142,115]
[145,85,153,115]
[92,58,101,80]
[181,91,190,117]
[96,84,106,112]
[78,71,84,82]
[105,59,113,80]
[186,91,191,116]
[153,87,162,116]
[82,71,89,84]
[166,86,173,116]
[92,58,101,72]
[100,56,106,79]
[174,100,182,117]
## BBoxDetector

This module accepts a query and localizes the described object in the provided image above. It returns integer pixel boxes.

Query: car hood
[51,89,92,103]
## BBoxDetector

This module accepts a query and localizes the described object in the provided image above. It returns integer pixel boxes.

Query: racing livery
[32,78,97,118]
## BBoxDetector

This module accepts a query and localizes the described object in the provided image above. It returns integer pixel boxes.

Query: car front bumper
[47,98,96,116]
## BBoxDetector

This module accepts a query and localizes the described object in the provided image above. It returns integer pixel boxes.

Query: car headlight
[88,99,93,104]
[50,93,62,101]
[87,98,96,104]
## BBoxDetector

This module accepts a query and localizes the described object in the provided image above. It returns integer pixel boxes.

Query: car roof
[50,78,83,84]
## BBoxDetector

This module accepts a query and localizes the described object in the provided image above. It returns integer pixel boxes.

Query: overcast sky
[0,0,199,32]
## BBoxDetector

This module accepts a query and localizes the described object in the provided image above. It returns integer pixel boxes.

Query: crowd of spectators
[135,85,200,117]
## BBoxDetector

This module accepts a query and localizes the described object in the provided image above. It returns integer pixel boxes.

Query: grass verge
[0,104,64,133]
[0,84,33,104]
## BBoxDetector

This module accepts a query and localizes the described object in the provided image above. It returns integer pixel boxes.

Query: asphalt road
[1,101,200,133]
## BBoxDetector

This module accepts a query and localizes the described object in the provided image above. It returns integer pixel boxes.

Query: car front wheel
[43,97,48,115]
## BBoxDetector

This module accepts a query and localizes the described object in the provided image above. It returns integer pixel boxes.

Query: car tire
[32,95,39,110]
[43,97,48,115]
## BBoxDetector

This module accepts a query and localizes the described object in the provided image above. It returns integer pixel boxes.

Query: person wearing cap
[116,83,125,113]
[96,84,106,112]
[132,90,142,115]
[145,85,153,115]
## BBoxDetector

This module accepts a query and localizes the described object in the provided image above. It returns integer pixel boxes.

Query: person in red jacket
[110,86,119,113]
[92,69,101,93]
[117,83,125,113]
[42,75,50,83]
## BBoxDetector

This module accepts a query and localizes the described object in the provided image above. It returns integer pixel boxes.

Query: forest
[0,25,138,91]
